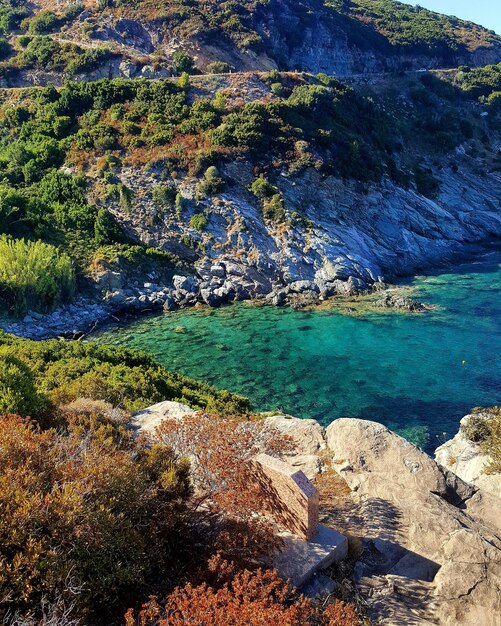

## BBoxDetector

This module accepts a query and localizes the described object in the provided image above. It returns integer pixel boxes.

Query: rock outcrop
[325,418,501,626]
[435,412,501,498]
[129,400,195,436]
[130,401,501,625]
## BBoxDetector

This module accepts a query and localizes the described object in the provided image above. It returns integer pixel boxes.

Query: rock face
[435,412,501,498]
[325,418,501,626]
[263,415,327,478]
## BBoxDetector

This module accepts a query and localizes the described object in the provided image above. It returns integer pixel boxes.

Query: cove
[96,249,501,452]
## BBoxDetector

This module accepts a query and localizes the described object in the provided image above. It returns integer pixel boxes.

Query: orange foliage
[125,566,360,626]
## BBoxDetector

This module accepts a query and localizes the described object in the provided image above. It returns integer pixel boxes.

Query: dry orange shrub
[124,565,360,626]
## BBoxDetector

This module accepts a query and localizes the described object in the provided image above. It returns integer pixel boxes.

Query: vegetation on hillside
[0,236,75,315]
[329,0,499,54]
[0,0,499,81]
[0,64,497,316]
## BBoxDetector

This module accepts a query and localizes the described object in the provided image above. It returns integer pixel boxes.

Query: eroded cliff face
[105,159,501,305]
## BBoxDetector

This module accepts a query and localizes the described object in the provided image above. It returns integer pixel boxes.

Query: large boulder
[264,415,327,478]
[325,418,501,626]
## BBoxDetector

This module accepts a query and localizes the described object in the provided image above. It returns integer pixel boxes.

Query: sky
[401,1,500,35]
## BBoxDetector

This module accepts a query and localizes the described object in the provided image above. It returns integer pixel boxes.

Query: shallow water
[96,250,501,451]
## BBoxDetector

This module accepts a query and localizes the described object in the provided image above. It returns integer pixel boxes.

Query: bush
[413,166,440,199]
[462,408,501,474]
[196,165,224,197]
[249,176,276,200]
[125,567,360,626]
[207,61,231,73]
[263,193,286,222]
[152,183,176,209]
[0,237,75,317]
[28,10,60,35]
[190,213,208,231]
[173,51,196,75]
[0,353,47,419]
[0,413,192,624]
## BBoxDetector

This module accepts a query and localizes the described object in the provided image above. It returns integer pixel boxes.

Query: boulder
[374,290,426,312]
[435,412,501,499]
[265,415,326,456]
[210,264,226,278]
[173,274,198,294]
[325,418,501,626]
[95,270,123,292]
[200,287,222,307]
[163,295,177,311]
[130,401,195,437]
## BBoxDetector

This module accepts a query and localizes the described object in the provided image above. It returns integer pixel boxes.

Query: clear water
[96,249,501,452]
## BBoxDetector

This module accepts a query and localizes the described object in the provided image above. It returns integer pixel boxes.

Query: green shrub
[173,51,196,75]
[28,10,60,35]
[0,353,48,418]
[0,237,75,317]
[196,165,224,197]
[190,213,208,231]
[152,183,176,209]
[207,61,231,73]
[249,176,276,200]
[413,166,440,199]
[262,193,286,223]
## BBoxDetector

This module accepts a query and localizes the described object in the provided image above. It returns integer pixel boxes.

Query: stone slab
[273,524,348,587]
[251,453,319,540]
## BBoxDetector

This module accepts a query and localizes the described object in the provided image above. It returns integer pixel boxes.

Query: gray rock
[210,264,226,279]
[325,418,501,626]
[130,401,195,437]
[435,412,501,494]
[200,288,222,307]
[95,270,123,292]
[163,296,177,311]
[173,274,198,293]
[375,291,426,311]
[289,280,319,294]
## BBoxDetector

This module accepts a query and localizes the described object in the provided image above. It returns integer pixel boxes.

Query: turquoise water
[97,249,501,451]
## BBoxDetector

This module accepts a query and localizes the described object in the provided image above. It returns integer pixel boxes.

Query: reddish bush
[124,566,360,626]
[0,414,192,624]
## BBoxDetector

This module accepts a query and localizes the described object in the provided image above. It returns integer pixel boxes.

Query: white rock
[130,401,195,437]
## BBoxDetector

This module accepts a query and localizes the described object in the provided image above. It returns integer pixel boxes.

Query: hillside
[1,62,501,335]
[0,0,501,87]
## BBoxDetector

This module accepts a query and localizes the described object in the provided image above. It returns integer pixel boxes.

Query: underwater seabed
[96,249,501,453]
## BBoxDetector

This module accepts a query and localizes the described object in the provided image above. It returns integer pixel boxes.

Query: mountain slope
[0,0,500,87]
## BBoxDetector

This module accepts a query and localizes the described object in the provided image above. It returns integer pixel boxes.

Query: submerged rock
[374,290,426,311]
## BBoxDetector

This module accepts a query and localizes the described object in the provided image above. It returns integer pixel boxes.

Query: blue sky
[402,1,500,35]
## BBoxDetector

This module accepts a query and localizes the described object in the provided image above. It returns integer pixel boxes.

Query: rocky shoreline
[0,264,427,341]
